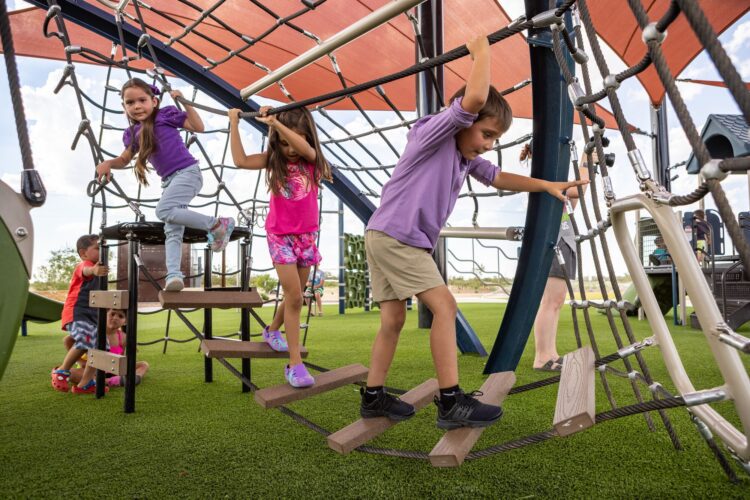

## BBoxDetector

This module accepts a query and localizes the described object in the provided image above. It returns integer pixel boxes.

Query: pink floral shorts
[267,232,322,267]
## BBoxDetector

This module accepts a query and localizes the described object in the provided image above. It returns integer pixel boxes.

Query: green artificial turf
[1,303,749,498]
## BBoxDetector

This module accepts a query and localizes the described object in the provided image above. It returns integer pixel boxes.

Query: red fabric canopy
[677,78,750,90]
[2,1,748,127]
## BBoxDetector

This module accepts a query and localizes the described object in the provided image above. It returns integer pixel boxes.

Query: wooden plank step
[429,372,516,467]
[254,364,368,409]
[88,349,127,375]
[201,339,308,359]
[553,346,595,437]
[89,290,129,309]
[328,379,439,455]
[159,290,263,309]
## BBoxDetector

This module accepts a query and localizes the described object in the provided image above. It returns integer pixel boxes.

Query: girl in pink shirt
[229,106,330,388]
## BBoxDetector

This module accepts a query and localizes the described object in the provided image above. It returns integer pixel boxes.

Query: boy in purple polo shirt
[359,36,588,429]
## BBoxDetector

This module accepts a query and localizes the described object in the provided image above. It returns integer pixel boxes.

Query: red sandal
[51,367,70,392]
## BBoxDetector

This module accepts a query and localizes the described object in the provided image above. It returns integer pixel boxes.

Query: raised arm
[171,90,205,133]
[461,35,490,114]
[228,108,269,170]
[256,106,317,163]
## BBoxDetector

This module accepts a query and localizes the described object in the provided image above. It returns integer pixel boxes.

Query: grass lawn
[1,303,749,498]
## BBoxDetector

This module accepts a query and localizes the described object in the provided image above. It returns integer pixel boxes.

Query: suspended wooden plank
[201,339,308,359]
[553,346,595,437]
[89,290,129,309]
[88,349,127,375]
[327,378,439,455]
[429,372,515,467]
[159,290,263,309]
[254,364,368,409]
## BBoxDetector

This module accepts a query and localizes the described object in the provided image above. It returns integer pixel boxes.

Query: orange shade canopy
[2,1,748,127]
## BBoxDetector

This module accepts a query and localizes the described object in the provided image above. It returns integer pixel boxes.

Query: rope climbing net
[15,0,750,475]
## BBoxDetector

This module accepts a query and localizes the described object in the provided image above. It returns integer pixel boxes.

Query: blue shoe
[207,217,235,252]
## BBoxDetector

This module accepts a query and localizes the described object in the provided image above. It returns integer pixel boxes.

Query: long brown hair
[122,78,160,186]
[265,107,331,195]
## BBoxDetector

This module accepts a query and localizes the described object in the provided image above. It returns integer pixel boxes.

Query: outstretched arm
[461,35,491,114]
[228,109,268,170]
[490,171,589,202]
[95,148,133,182]
[171,90,205,133]
[565,161,590,210]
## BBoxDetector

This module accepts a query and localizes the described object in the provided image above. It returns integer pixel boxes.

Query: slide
[621,274,674,316]
[0,181,35,380]
[24,291,63,323]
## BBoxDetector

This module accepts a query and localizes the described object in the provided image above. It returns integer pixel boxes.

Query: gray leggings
[155,164,216,279]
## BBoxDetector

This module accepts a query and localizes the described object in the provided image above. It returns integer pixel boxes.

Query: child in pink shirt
[228,105,331,388]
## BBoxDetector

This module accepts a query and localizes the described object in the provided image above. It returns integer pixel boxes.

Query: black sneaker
[359,387,416,421]
[434,390,503,430]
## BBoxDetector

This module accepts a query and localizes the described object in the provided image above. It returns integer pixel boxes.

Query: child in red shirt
[51,234,108,392]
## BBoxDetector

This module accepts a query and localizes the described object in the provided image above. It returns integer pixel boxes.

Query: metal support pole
[203,246,213,383]
[651,104,671,191]
[338,200,346,315]
[240,238,251,392]
[95,240,108,398]
[417,0,444,329]
[124,237,138,413]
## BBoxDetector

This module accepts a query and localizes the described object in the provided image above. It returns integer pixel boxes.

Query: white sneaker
[164,276,184,292]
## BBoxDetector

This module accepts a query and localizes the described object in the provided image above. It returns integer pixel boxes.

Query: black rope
[1,0,34,171]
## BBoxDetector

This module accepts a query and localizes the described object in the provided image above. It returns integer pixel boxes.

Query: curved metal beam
[484,0,575,373]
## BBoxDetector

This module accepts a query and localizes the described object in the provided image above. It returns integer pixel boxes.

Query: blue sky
[1,1,749,282]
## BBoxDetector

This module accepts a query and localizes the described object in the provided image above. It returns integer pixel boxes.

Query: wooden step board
[327,379,439,455]
[88,349,127,375]
[89,290,128,309]
[201,339,308,359]
[159,290,263,309]
[254,364,368,409]
[553,346,595,437]
[429,372,516,468]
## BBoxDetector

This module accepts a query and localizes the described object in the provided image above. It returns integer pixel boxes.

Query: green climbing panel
[344,233,369,309]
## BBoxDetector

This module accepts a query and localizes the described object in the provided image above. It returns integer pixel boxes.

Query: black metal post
[338,199,346,314]
[240,238,251,392]
[204,246,213,383]
[651,103,671,191]
[95,240,108,398]
[124,237,138,413]
[416,0,444,328]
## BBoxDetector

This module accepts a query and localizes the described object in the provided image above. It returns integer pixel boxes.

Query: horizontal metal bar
[240,0,424,99]
[439,226,524,241]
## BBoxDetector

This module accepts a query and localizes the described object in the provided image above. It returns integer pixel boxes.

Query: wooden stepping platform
[159,290,263,309]
[553,346,595,437]
[328,379,439,455]
[254,364,368,409]
[89,290,128,309]
[88,349,127,375]
[429,372,516,467]
[201,339,308,359]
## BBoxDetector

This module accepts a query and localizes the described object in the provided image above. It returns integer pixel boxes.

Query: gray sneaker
[164,276,184,292]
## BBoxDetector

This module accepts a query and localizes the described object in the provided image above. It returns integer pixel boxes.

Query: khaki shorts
[365,230,445,302]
